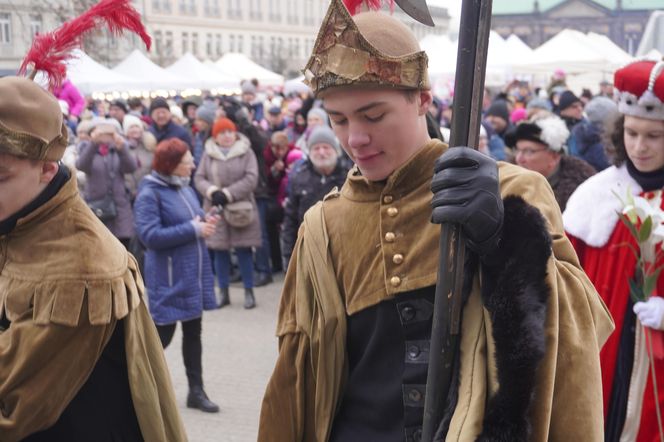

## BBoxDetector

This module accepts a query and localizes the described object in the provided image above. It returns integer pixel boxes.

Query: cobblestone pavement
[163,275,283,442]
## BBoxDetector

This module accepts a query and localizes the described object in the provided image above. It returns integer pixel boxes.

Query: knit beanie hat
[212,117,237,137]
[170,105,184,121]
[558,90,582,112]
[122,114,143,135]
[485,100,510,123]
[110,99,128,113]
[149,97,170,115]
[584,96,619,124]
[307,107,329,125]
[510,108,527,124]
[307,125,339,151]
[241,81,257,95]
[195,100,218,126]
[526,97,553,112]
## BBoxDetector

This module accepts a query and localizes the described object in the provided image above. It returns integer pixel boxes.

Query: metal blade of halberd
[395,0,435,26]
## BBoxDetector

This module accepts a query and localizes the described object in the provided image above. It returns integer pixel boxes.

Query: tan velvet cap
[0,76,69,161]
[303,0,429,96]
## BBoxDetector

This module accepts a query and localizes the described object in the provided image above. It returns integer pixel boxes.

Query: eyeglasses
[515,147,547,156]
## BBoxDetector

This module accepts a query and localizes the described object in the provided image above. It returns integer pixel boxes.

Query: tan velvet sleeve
[498,164,614,441]
[258,232,318,442]
[0,305,115,441]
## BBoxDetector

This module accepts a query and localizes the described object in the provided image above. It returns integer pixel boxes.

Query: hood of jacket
[204,132,251,161]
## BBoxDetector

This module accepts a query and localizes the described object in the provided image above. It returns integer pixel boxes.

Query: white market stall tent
[215,53,284,87]
[166,52,239,92]
[513,29,632,75]
[61,50,141,95]
[283,75,311,95]
[113,50,193,91]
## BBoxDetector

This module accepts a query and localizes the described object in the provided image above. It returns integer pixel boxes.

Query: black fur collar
[436,195,552,441]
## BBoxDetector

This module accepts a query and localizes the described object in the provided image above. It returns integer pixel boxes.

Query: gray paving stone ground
[163,275,283,442]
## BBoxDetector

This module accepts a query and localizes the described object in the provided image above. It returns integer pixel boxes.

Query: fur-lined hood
[204,132,251,161]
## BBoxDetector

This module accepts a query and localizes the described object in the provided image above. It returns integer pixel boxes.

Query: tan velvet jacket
[259,140,614,441]
[0,172,187,442]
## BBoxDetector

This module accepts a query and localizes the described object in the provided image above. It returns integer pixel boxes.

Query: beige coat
[258,140,614,441]
[0,172,187,442]
[194,133,262,250]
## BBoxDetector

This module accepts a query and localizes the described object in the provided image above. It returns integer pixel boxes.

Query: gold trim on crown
[0,120,68,161]
[303,0,429,95]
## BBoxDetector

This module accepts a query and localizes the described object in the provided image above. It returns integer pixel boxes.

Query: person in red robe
[564,59,664,441]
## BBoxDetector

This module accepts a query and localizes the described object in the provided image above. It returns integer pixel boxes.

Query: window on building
[236,0,243,19]
[163,0,172,12]
[238,35,244,53]
[206,33,212,56]
[153,0,161,12]
[192,33,198,55]
[29,14,42,37]
[0,13,11,44]
[216,34,222,56]
[229,34,236,52]
[258,35,264,60]
[294,38,300,59]
[165,31,173,56]
[189,0,196,14]
[212,0,220,15]
[155,30,163,55]
[179,0,186,13]
[182,32,189,53]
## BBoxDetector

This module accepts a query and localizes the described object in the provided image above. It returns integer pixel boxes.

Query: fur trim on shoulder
[436,196,552,441]
[204,132,251,161]
[562,164,640,247]
[478,195,552,442]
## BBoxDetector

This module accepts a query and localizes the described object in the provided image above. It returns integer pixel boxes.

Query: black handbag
[87,150,118,222]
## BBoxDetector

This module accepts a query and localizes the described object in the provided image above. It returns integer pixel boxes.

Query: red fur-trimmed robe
[564,164,664,441]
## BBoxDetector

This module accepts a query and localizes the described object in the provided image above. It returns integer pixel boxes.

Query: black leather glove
[431,147,504,257]
[211,190,229,207]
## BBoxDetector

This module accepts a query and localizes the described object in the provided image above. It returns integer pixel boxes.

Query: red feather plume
[19,0,151,90]
[342,0,395,15]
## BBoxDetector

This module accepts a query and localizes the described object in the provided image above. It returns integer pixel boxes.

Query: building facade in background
[491,0,660,54]
[0,0,449,76]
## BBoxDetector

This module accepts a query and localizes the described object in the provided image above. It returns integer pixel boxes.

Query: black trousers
[156,317,203,389]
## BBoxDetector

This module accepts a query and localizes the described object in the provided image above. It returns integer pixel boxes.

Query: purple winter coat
[76,140,138,239]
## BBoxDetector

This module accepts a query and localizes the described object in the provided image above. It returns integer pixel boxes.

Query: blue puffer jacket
[134,173,216,325]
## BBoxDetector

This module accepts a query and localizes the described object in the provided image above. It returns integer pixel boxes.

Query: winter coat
[236,119,270,199]
[194,133,262,250]
[76,141,137,239]
[149,120,193,149]
[52,80,85,117]
[264,143,294,198]
[125,132,158,200]
[0,171,186,441]
[193,129,210,168]
[548,155,596,212]
[571,120,611,172]
[259,141,613,441]
[281,159,348,264]
[134,173,216,325]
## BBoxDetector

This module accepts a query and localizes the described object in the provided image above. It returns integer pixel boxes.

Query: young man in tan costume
[259,1,614,440]
[0,77,187,441]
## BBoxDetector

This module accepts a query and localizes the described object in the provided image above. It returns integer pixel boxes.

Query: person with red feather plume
[258,0,613,441]
[0,1,187,441]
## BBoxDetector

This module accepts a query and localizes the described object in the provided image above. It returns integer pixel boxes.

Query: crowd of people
[3,0,664,439]
[51,55,664,432]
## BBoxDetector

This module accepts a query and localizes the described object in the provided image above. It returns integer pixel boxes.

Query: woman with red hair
[133,138,220,413]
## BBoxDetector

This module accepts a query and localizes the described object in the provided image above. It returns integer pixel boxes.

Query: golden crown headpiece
[303,0,430,96]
